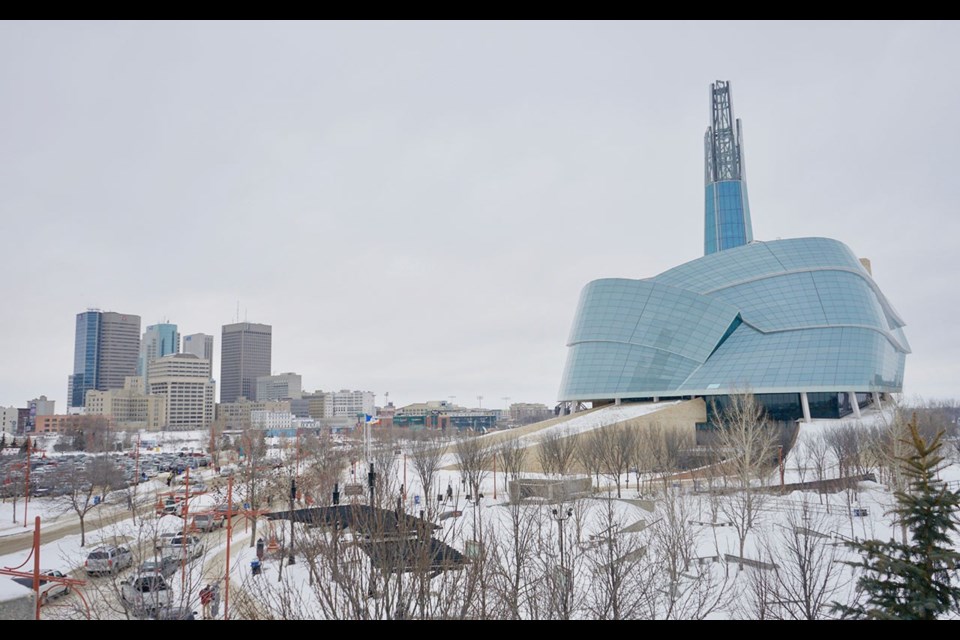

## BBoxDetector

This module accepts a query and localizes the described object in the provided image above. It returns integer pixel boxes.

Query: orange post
[224,474,233,620]
[181,465,190,590]
[33,516,40,620]
[23,437,31,528]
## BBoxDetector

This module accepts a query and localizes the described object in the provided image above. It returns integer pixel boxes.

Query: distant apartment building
[67,310,141,407]
[216,398,291,430]
[0,407,18,435]
[85,377,166,430]
[509,402,554,425]
[24,396,56,432]
[304,390,374,419]
[34,413,112,435]
[288,398,310,418]
[138,323,179,388]
[148,353,215,430]
[182,333,214,367]
[220,322,271,403]
[256,372,302,402]
[250,410,294,431]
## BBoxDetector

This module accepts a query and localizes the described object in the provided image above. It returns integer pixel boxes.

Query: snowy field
[1,403,957,619]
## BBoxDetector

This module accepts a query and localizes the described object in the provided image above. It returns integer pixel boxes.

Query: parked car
[12,569,70,604]
[121,574,173,614]
[154,532,179,552]
[85,545,133,575]
[214,503,238,518]
[191,513,226,532]
[138,555,178,579]
[153,606,197,620]
[219,464,237,477]
[157,498,183,517]
[167,535,205,560]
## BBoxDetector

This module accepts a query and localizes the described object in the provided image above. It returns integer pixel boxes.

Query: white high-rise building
[182,333,214,371]
[250,410,294,430]
[0,407,18,435]
[256,373,302,401]
[148,353,215,430]
[138,323,179,389]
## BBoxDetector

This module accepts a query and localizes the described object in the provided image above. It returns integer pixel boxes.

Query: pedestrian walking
[210,582,221,619]
[256,537,265,562]
[199,584,213,619]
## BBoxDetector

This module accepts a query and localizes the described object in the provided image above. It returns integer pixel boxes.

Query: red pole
[33,516,40,620]
[181,465,189,591]
[224,475,233,620]
[24,437,30,528]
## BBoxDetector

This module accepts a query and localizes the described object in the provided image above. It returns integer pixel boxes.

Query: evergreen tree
[0,432,6,448]
[833,415,960,619]
[19,435,30,454]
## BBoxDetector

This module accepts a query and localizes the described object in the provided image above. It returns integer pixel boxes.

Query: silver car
[85,545,133,576]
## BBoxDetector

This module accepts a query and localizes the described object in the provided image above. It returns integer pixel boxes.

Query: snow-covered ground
[2,405,956,619]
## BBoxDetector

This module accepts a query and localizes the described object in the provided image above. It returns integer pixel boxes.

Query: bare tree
[408,433,445,519]
[766,499,849,619]
[574,430,604,486]
[582,495,658,619]
[455,434,494,501]
[596,425,637,498]
[649,486,732,619]
[53,455,124,547]
[536,429,578,478]
[711,393,777,565]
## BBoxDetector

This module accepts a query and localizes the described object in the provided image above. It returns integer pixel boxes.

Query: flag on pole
[365,414,380,425]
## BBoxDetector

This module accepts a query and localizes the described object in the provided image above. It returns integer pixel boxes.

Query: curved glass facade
[558,237,909,402]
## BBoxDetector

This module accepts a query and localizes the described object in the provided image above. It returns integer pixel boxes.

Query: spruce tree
[833,416,960,619]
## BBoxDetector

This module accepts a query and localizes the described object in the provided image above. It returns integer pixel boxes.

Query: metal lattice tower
[704,80,753,255]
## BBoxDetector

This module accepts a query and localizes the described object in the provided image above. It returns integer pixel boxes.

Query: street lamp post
[289,477,296,565]
[552,506,573,619]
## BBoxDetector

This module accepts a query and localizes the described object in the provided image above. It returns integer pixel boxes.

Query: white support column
[872,392,882,411]
[850,392,861,419]
[615,397,622,406]
[800,392,812,423]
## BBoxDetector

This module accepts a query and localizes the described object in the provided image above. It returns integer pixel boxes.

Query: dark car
[153,606,197,620]
[139,555,178,579]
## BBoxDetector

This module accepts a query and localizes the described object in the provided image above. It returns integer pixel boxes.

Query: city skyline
[1,22,958,410]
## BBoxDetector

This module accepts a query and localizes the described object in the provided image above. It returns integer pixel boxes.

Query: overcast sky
[1,21,957,411]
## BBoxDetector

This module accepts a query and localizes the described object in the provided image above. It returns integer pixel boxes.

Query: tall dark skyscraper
[220,322,272,403]
[704,80,753,255]
[67,310,141,407]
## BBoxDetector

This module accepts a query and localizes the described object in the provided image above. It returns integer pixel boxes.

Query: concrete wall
[0,586,35,620]
[519,398,707,474]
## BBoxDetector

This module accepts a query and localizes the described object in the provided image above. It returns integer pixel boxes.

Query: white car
[121,574,173,614]
[167,535,205,560]
[13,569,70,605]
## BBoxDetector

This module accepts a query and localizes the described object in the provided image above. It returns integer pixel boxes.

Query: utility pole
[288,477,296,565]
[224,475,233,620]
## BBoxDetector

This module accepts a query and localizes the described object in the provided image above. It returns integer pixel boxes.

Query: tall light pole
[552,507,573,619]
[288,476,296,565]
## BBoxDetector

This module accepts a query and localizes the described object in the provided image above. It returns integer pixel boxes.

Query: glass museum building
[557,81,909,423]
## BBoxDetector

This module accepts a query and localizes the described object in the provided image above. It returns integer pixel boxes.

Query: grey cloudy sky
[1,21,957,411]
